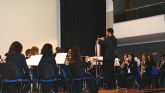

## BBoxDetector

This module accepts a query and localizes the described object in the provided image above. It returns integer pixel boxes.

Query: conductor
[98,28,117,89]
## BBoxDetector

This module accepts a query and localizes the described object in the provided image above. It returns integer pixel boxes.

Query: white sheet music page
[26,55,42,66]
[55,53,67,64]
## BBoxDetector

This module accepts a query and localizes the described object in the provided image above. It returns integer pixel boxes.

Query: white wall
[106,0,113,28]
[114,14,165,38]
[106,0,113,12]
[0,0,60,58]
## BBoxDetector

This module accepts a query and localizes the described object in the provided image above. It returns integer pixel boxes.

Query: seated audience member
[39,43,59,92]
[25,48,31,59]
[5,41,30,93]
[69,47,97,93]
[158,54,165,88]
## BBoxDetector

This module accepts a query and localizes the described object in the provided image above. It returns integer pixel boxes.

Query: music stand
[26,55,42,66]
[55,53,67,64]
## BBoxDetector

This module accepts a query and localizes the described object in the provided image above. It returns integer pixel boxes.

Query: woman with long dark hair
[39,43,58,74]
[68,47,83,93]
[5,41,30,93]
[39,43,59,93]
[69,47,97,93]
[6,41,30,78]
[139,53,151,88]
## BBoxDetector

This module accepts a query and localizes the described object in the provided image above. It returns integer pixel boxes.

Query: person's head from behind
[160,54,165,61]
[7,41,23,56]
[106,28,114,38]
[25,49,31,59]
[41,43,53,56]
[55,47,61,53]
[31,46,39,55]
[71,47,82,61]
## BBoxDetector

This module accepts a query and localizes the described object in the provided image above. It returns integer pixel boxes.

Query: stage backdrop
[60,0,106,56]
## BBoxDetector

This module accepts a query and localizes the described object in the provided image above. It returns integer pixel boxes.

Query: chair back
[38,63,55,80]
[1,63,20,80]
[69,62,84,78]
[30,66,39,79]
[0,63,4,79]
[60,64,71,79]
[136,66,141,79]
[151,66,158,76]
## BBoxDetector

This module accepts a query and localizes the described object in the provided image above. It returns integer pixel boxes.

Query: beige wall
[106,11,113,29]
[0,0,60,58]
[106,0,113,29]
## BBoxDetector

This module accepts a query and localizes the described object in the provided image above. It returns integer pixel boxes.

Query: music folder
[55,53,67,64]
[26,55,42,66]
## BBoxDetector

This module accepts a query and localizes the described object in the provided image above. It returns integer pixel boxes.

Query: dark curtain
[60,0,106,56]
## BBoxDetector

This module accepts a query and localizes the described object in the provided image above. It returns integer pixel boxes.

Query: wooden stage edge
[98,88,165,93]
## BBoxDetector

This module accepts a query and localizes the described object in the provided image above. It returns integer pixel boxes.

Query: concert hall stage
[98,88,165,93]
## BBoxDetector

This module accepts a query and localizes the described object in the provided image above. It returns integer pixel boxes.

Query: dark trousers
[103,59,116,89]
[159,71,165,87]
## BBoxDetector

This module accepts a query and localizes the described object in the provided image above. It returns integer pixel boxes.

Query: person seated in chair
[118,53,137,88]
[39,43,59,93]
[5,41,30,93]
[158,54,165,88]
[69,47,98,93]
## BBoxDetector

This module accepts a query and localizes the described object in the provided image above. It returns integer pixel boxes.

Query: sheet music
[114,58,120,66]
[26,55,42,66]
[55,53,67,64]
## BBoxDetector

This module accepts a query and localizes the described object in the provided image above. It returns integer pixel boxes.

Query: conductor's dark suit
[99,35,117,89]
